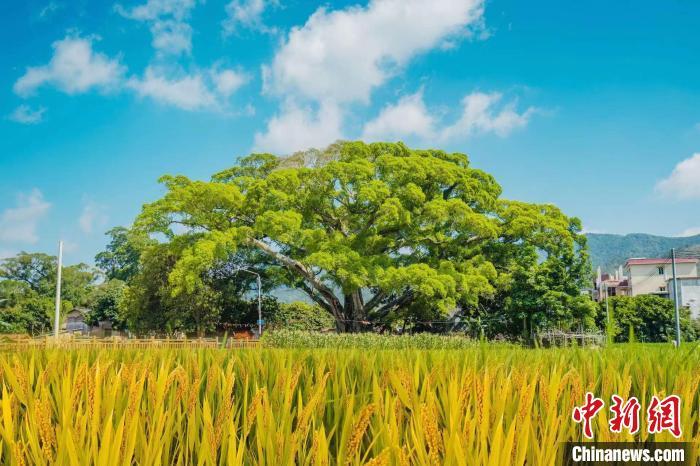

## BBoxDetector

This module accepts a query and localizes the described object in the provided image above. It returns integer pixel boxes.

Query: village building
[62,307,119,336]
[623,258,698,297]
[594,258,700,318]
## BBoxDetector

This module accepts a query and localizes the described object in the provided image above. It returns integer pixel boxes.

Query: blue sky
[1,0,700,265]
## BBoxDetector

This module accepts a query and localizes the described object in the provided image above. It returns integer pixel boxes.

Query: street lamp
[234,267,263,338]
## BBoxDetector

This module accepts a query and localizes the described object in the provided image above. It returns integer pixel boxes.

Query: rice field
[0,344,698,465]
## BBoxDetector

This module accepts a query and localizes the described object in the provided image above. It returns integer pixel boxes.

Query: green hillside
[586,233,700,272]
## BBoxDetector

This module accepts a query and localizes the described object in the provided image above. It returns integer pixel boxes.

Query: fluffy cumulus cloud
[8,105,47,124]
[114,0,249,110]
[222,0,278,35]
[254,100,343,154]
[265,0,484,104]
[656,153,700,200]
[211,68,248,98]
[362,90,536,142]
[362,91,435,141]
[127,66,247,110]
[440,91,536,139]
[13,36,125,97]
[0,189,51,244]
[115,0,198,56]
[78,200,108,234]
[256,0,487,153]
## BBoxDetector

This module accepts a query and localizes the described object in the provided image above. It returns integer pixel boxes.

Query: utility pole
[604,282,610,333]
[54,240,63,339]
[671,248,681,347]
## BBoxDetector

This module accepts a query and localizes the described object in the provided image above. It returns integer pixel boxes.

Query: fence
[536,329,605,347]
[0,335,260,351]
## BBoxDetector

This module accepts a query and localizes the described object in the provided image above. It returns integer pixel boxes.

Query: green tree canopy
[0,252,99,334]
[86,279,128,330]
[598,295,695,343]
[136,141,591,332]
[95,227,155,281]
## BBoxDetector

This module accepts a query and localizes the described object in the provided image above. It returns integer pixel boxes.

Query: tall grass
[0,344,698,465]
[261,330,482,350]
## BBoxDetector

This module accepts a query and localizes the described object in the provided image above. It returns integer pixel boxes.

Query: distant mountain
[586,233,700,272]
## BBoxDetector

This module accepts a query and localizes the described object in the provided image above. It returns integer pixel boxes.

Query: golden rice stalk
[35,398,55,460]
[364,448,390,466]
[345,403,376,465]
[245,388,267,432]
[420,403,442,466]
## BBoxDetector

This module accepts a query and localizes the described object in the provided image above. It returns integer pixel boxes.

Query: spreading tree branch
[248,237,344,317]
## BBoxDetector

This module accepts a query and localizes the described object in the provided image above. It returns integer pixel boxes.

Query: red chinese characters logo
[573,393,682,439]
[572,392,605,439]
[647,395,682,438]
[609,395,641,434]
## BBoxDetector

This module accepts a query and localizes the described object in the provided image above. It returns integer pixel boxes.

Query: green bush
[597,295,696,343]
[266,301,335,331]
[261,329,482,349]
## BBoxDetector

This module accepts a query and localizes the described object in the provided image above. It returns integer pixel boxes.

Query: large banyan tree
[136,141,591,332]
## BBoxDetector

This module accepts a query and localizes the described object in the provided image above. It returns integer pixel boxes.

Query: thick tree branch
[363,291,386,313]
[298,281,337,317]
[373,290,415,318]
[248,237,343,316]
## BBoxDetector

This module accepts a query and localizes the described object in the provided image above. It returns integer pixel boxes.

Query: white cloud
[258,0,489,153]
[115,0,195,21]
[149,20,193,55]
[13,35,125,97]
[441,91,536,140]
[254,100,343,154]
[678,227,700,237]
[78,201,108,234]
[127,65,246,110]
[39,1,62,20]
[8,105,47,124]
[362,91,435,141]
[656,153,700,200]
[128,67,216,110]
[0,189,51,244]
[211,68,248,98]
[115,0,198,56]
[362,90,536,142]
[266,0,484,104]
[222,0,278,35]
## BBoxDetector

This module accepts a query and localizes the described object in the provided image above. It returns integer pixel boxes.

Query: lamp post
[235,267,263,338]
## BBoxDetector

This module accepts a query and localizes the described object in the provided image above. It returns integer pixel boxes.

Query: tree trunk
[341,291,367,332]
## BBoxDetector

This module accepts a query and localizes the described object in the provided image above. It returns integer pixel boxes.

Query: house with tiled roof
[623,258,699,297]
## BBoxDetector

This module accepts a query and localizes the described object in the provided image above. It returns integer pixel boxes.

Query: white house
[623,258,699,297]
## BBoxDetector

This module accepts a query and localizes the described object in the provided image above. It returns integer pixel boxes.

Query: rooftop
[624,258,698,266]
